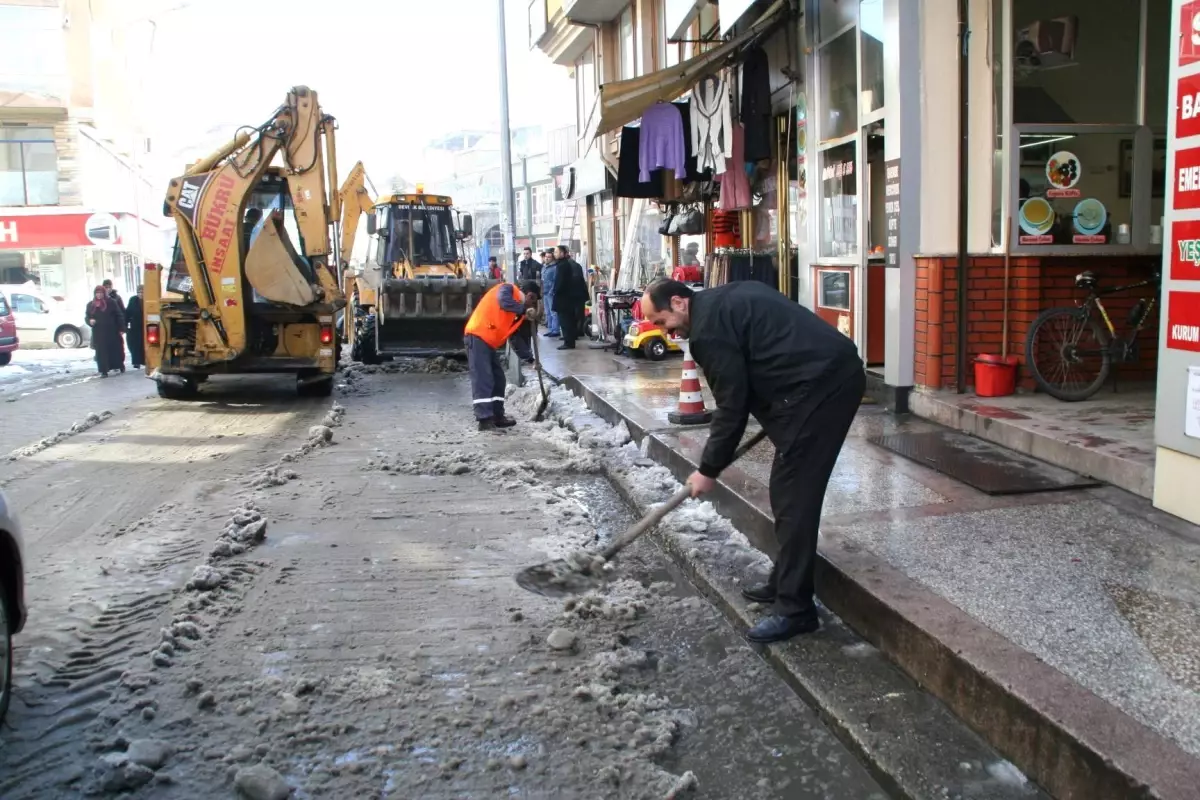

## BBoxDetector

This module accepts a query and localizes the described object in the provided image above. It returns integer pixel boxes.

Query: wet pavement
[534,343,1200,764]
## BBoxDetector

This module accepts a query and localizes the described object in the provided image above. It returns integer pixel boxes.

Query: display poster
[1166,290,1200,352]
[1186,367,1200,439]
[883,159,900,268]
[1181,0,1200,67]
[1178,73,1200,139]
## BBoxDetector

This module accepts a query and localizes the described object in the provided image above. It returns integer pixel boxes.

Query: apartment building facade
[0,0,166,309]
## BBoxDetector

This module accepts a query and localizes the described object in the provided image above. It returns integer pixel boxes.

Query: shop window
[859,0,885,116]
[29,249,65,297]
[1014,130,1134,246]
[819,141,858,257]
[818,0,857,42]
[818,30,857,141]
[1011,1,1139,125]
[0,127,59,206]
[817,269,851,310]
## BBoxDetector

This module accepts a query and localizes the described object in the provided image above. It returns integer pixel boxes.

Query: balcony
[561,0,627,24]
[532,0,594,66]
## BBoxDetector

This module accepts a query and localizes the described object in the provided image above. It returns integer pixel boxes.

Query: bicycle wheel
[1024,307,1111,402]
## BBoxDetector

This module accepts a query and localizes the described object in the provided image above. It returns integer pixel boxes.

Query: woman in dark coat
[86,285,125,377]
[125,284,145,369]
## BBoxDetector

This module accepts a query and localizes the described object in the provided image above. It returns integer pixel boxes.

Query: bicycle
[1024,269,1160,402]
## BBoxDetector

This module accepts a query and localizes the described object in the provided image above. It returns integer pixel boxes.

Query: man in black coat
[125,284,145,369]
[552,245,587,350]
[518,247,542,283]
[641,279,865,643]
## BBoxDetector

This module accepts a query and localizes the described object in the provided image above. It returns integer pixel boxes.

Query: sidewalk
[532,340,1200,800]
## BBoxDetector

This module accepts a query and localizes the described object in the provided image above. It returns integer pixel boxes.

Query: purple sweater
[638,103,687,182]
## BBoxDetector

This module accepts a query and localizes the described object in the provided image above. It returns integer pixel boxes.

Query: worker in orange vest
[464,279,542,431]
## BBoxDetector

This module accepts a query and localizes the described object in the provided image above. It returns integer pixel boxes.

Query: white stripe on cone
[678,392,704,404]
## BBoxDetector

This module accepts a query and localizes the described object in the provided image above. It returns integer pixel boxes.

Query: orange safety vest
[464,283,525,349]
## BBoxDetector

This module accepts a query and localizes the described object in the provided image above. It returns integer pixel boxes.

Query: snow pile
[6,409,114,461]
[209,504,269,560]
[506,382,771,581]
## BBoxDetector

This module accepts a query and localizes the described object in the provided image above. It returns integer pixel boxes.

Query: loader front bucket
[377,277,499,357]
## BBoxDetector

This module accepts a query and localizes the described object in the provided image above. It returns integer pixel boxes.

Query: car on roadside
[0,285,90,350]
[0,489,26,723]
[0,292,17,367]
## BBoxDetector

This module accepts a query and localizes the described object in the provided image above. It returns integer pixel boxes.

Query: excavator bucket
[245,213,318,306]
[377,277,498,357]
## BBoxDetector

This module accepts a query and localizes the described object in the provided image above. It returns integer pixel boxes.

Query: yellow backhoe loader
[346,187,496,362]
[144,86,347,398]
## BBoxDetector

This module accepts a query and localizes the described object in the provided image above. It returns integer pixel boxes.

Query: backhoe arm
[338,161,374,268]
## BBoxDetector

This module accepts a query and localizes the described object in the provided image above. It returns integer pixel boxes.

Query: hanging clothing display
[712,209,741,248]
[740,45,773,163]
[616,126,662,198]
[718,124,751,210]
[692,74,733,175]
[638,102,687,182]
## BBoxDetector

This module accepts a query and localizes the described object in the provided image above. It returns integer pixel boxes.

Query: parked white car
[0,285,90,349]
[0,488,26,722]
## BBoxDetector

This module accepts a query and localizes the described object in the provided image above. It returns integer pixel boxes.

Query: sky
[134,0,575,186]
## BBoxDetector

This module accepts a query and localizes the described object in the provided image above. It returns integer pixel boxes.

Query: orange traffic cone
[667,342,713,425]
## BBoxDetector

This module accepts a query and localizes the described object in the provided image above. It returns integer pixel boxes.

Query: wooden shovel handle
[599,429,768,561]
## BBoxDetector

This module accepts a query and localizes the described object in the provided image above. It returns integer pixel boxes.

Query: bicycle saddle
[1074,270,1098,289]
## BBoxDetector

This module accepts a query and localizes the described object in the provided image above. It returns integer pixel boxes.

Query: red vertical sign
[1179,74,1200,138]
[1167,291,1200,352]
[1182,0,1200,67]
[1171,219,1200,280]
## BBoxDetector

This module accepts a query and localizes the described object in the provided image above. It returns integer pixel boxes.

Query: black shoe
[740,583,776,604]
[557,344,575,350]
[495,416,517,429]
[745,614,819,644]
[543,332,560,338]
[478,419,498,431]
[100,372,108,378]
[522,359,536,366]
[119,365,126,373]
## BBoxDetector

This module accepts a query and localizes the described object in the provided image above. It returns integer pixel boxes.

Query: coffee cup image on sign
[1072,198,1106,235]
[1019,197,1055,235]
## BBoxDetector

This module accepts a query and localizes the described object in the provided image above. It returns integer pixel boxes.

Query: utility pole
[496,0,522,385]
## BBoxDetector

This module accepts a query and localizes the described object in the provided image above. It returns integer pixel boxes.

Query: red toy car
[0,292,17,367]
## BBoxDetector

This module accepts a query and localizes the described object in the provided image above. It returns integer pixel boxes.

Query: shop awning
[592,0,787,138]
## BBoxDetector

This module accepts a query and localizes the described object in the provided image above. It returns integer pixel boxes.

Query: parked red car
[0,292,17,367]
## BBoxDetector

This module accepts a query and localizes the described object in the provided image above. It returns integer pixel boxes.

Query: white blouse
[691,73,734,175]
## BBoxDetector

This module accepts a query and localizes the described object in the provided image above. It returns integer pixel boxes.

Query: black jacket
[688,282,863,477]
[518,258,542,282]
[551,257,587,312]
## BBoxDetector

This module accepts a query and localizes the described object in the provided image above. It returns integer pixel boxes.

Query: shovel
[515,429,768,597]
[531,320,550,422]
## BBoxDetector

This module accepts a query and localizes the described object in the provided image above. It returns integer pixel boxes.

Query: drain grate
[869,430,1102,495]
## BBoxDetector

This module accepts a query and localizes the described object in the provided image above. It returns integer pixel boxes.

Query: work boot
[557,343,575,350]
[477,418,498,432]
[740,583,775,604]
[745,613,820,644]
[495,416,517,429]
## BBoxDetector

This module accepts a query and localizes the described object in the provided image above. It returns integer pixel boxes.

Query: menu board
[884,159,900,268]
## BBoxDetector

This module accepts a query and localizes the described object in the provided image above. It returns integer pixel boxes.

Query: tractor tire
[353,313,381,365]
[156,378,200,400]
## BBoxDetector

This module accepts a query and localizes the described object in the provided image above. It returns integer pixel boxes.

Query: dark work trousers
[767,369,866,618]
[465,334,507,421]
[558,304,579,348]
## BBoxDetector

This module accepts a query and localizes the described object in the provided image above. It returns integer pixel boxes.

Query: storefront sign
[1072,234,1106,244]
[1018,235,1054,245]
[0,213,128,250]
[821,160,854,182]
[1178,73,1200,138]
[1174,145,1200,209]
[1171,219,1200,279]
[883,159,901,268]
[1167,290,1200,352]
[1181,0,1200,67]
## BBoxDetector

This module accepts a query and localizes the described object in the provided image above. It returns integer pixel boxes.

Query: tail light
[146,324,160,345]
[319,326,333,345]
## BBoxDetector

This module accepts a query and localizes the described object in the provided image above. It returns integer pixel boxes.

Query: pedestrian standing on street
[125,284,145,369]
[518,247,542,284]
[541,250,560,338]
[102,279,127,366]
[488,257,504,281]
[640,279,866,644]
[464,279,540,431]
[552,245,587,350]
[86,285,126,378]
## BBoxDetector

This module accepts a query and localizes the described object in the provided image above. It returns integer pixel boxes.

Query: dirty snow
[5,409,114,461]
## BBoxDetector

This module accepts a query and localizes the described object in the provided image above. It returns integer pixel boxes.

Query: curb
[552,373,1200,800]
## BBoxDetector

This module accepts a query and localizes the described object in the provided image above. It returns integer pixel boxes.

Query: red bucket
[974,354,1019,398]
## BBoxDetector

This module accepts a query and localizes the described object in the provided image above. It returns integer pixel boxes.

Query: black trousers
[465,334,506,421]
[557,304,579,347]
[766,369,866,617]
